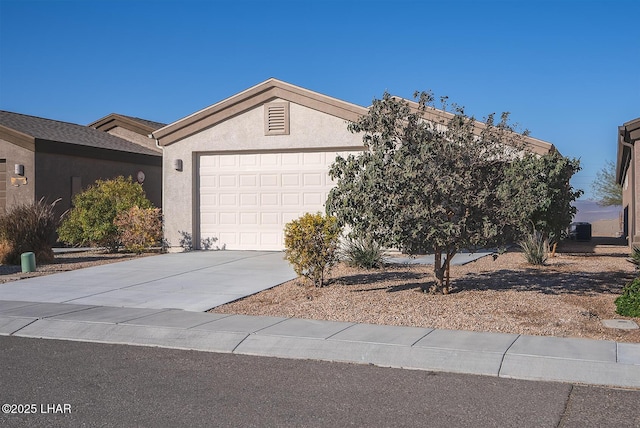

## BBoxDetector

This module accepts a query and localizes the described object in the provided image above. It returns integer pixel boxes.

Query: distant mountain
[572,199,621,223]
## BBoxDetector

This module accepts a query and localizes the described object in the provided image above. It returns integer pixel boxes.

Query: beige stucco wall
[0,139,36,211]
[162,101,364,251]
[107,127,161,153]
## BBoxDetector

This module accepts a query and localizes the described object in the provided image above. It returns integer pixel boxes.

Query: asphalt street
[1,336,639,427]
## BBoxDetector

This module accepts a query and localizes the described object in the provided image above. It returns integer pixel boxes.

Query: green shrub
[0,199,61,265]
[114,206,162,254]
[615,278,640,317]
[519,230,549,265]
[284,213,341,287]
[58,176,153,252]
[341,236,386,269]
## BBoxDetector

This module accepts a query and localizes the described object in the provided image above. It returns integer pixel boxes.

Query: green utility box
[21,252,36,273]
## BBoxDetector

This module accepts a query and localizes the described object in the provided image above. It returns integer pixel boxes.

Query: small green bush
[114,206,162,254]
[284,213,341,287]
[519,230,549,265]
[0,199,61,265]
[615,278,640,318]
[341,236,386,269]
[58,176,153,252]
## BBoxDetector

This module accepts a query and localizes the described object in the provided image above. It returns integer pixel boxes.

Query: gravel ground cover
[213,238,640,343]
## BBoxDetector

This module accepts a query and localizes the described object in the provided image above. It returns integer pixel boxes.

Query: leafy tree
[499,151,582,242]
[327,92,526,294]
[58,176,153,252]
[591,160,622,206]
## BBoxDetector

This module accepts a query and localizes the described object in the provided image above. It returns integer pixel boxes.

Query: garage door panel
[219,212,237,224]
[219,175,237,187]
[240,213,258,224]
[303,152,323,165]
[260,193,279,205]
[199,150,356,250]
[260,154,279,166]
[239,193,258,206]
[219,194,237,206]
[282,153,302,165]
[281,174,299,186]
[240,233,258,245]
[303,173,322,186]
[282,193,299,206]
[303,193,322,206]
[240,175,257,187]
[260,174,278,186]
[261,212,279,225]
[219,232,237,245]
[260,233,279,246]
[240,155,257,167]
[219,156,237,167]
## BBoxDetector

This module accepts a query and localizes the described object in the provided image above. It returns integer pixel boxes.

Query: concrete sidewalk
[1,300,639,389]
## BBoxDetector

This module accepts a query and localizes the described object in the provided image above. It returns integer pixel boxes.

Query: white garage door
[198,151,354,250]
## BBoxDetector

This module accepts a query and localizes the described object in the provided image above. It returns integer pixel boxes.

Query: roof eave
[152,78,368,146]
[0,124,36,151]
[616,118,640,184]
[89,113,156,136]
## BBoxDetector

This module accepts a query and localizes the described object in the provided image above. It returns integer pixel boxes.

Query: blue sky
[1,0,638,199]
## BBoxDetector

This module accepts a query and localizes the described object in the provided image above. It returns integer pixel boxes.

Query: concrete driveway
[0,251,295,311]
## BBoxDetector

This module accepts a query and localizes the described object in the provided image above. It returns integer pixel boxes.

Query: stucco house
[0,111,163,218]
[616,117,640,247]
[152,78,555,252]
[89,113,166,153]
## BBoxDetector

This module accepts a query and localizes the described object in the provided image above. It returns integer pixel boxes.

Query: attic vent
[264,102,290,135]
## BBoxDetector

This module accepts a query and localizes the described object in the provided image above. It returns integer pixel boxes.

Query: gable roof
[151,78,368,146]
[151,78,555,154]
[89,113,166,135]
[0,110,160,157]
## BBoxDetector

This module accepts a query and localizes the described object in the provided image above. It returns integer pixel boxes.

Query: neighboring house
[89,113,165,153]
[616,117,640,247]
[153,78,556,252]
[0,111,162,219]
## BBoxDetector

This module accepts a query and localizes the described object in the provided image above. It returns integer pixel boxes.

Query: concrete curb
[1,301,639,389]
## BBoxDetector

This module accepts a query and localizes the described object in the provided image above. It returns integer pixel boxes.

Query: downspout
[151,133,166,249]
[620,127,635,245]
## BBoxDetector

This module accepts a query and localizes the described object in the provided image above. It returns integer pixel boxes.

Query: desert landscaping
[2,237,638,343]
[213,237,640,343]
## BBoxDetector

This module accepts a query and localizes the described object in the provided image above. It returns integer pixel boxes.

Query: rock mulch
[213,238,640,343]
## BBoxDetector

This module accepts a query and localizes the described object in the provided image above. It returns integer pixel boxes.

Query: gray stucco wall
[0,139,36,211]
[162,100,364,252]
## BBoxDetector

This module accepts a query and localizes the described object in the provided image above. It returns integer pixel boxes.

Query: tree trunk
[430,248,455,294]
[430,249,446,294]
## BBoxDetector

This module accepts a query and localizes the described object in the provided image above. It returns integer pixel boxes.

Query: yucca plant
[519,229,549,265]
[340,236,386,269]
